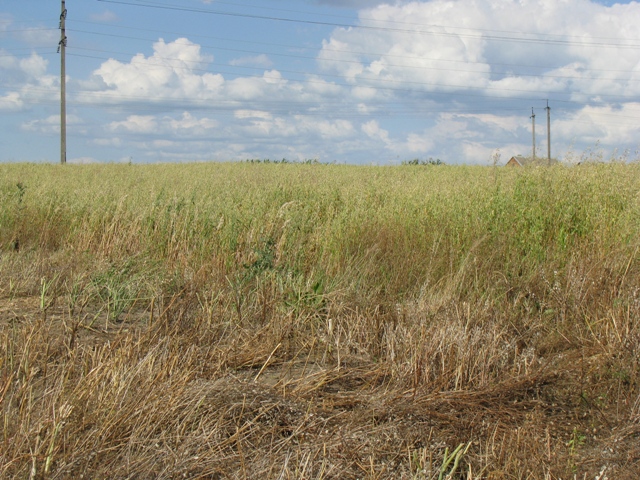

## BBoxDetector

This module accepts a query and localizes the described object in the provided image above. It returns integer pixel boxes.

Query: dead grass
[0,162,639,479]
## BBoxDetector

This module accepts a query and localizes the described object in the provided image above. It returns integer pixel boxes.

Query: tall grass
[0,162,639,478]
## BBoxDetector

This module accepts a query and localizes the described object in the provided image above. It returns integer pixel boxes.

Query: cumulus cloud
[91,38,223,103]
[310,0,640,162]
[22,115,85,135]
[109,112,218,137]
[449,113,520,135]
[1,52,53,83]
[0,92,23,111]
[554,103,640,145]
[314,0,404,7]
[362,119,390,144]
[170,112,219,135]
[0,52,59,112]
[405,132,434,154]
[461,142,498,165]
[234,110,273,120]
[86,38,307,112]
[318,0,640,101]
[19,54,48,78]
[5,0,640,164]
[109,115,158,134]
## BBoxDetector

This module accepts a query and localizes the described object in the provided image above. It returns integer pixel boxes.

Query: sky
[2,0,640,165]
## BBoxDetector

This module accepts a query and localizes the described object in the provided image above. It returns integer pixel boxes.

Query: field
[0,162,639,479]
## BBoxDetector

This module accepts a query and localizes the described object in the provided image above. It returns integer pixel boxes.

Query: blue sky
[2,0,640,164]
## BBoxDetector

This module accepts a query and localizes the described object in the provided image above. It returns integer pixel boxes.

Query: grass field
[0,162,639,478]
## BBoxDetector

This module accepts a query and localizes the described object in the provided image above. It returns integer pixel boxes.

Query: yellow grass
[0,162,639,478]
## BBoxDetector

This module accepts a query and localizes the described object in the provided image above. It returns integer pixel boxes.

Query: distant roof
[508,155,526,166]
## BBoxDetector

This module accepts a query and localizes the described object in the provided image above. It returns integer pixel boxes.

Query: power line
[97,0,640,49]
[65,33,640,86]
[62,51,570,100]
[17,78,639,127]
[0,50,56,58]
[63,47,640,105]
[198,0,640,45]
[5,37,639,118]
[70,19,640,76]
[4,0,640,158]
[2,27,59,34]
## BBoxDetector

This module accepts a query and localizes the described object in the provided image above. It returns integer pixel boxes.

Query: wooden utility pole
[59,0,67,164]
[530,108,536,162]
[545,101,551,165]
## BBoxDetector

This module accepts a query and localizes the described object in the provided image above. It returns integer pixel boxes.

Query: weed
[0,162,638,478]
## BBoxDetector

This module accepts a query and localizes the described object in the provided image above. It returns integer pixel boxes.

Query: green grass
[3,163,637,296]
[0,162,639,478]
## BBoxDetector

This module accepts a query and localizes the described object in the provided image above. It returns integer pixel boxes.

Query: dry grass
[0,162,639,479]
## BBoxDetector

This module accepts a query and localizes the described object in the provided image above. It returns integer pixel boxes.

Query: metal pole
[530,108,536,162]
[59,1,67,165]
[546,101,551,165]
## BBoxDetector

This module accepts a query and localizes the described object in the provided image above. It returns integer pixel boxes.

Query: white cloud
[22,115,85,135]
[300,75,342,96]
[234,113,355,140]
[235,110,273,120]
[554,103,640,145]
[461,142,496,165]
[108,112,218,137]
[308,118,355,139]
[226,77,267,100]
[314,0,404,9]
[19,54,48,78]
[225,70,289,99]
[362,119,390,144]
[87,38,312,110]
[170,112,218,134]
[318,0,640,101]
[0,52,59,111]
[405,132,434,154]
[91,38,223,103]
[109,115,158,134]
[444,113,525,135]
[1,52,51,82]
[351,85,378,100]
[0,92,23,111]
[5,1,640,165]
[263,69,287,85]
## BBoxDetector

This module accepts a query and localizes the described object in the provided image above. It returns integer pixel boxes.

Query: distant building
[506,155,559,167]
[506,155,528,167]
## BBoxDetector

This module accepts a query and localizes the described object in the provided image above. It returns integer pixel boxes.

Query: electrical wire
[71,18,640,75]
[4,0,640,149]
[97,0,640,49]
[65,32,640,86]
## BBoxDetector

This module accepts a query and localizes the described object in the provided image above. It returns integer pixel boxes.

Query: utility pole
[530,108,536,162]
[58,0,67,165]
[545,100,551,165]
